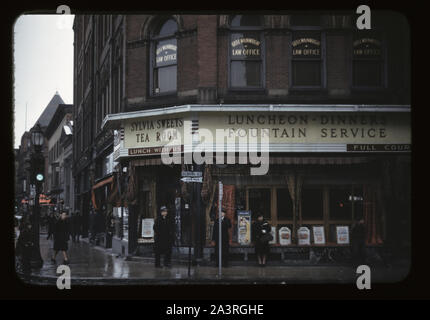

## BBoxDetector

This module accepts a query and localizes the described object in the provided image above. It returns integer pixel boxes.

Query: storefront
[102,104,411,261]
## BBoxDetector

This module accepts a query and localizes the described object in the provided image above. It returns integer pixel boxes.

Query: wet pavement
[16,235,410,285]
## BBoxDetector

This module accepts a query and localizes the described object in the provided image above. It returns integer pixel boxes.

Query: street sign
[181,177,203,183]
[181,171,202,177]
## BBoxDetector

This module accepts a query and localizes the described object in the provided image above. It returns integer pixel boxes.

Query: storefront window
[229,15,264,89]
[301,187,324,220]
[276,188,293,220]
[248,188,271,220]
[151,18,178,95]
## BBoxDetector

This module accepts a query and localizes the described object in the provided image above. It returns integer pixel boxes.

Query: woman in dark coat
[252,213,272,267]
[51,212,70,264]
[153,206,175,268]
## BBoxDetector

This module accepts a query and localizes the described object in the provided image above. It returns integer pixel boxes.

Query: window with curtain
[290,15,324,88]
[151,18,178,95]
[352,32,384,88]
[229,15,264,89]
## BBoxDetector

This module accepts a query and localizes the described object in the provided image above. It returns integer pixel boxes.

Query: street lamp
[29,123,44,268]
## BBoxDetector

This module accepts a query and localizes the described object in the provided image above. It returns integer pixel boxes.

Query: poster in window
[313,226,325,245]
[237,211,251,245]
[269,226,277,244]
[336,226,350,244]
[142,218,154,238]
[279,227,291,246]
[298,227,310,245]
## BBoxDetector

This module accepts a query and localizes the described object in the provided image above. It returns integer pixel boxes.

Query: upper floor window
[229,15,264,89]
[150,18,178,95]
[352,31,385,88]
[290,15,325,88]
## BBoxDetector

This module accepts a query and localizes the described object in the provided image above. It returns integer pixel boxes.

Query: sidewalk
[17,235,410,285]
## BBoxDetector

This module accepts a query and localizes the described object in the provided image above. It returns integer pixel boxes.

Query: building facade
[15,93,67,218]
[74,13,411,263]
[44,104,74,213]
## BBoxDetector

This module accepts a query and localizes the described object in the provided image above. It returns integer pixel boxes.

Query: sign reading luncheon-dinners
[123,111,410,156]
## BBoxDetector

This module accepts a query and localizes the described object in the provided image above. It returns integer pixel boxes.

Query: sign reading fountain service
[123,111,410,156]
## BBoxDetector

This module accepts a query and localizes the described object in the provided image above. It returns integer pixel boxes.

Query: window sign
[336,226,350,244]
[237,211,251,245]
[155,39,177,67]
[298,227,310,245]
[292,34,321,57]
[231,34,261,59]
[142,218,154,238]
[279,227,291,246]
[353,37,382,57]
[269,226,277,244]
[313,226,326,244]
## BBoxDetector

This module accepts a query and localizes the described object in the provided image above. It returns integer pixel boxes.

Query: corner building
[73,13,411,263]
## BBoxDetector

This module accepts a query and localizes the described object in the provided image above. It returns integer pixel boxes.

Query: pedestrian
[252,213,272,267]
[351,216,366,265]
[153,206,175,268]
[16,222,34,272]
[212,209,232,267]
[46,212,55,240]
[51,212,70,264]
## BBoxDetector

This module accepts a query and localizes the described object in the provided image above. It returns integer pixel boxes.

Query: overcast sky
[13,14,74,149]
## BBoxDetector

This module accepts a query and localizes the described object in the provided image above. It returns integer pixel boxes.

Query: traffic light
[30,153,45,184]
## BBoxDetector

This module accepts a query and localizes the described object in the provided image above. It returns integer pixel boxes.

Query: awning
[91,176,114,210]
[130,156,371,167]
[92,176,113,190]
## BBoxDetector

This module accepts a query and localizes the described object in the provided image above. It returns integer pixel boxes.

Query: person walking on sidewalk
[51,212,70,265]
[212,209,232,268]
[252,213,272,267]
[153,206,175,268]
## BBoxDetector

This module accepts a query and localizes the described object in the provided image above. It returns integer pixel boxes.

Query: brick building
[73,13,410,263]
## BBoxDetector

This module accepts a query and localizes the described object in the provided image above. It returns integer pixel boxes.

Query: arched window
[229,15,264,89]
[150,18,178,95]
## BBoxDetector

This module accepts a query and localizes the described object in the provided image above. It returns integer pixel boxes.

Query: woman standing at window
[252,213,272,267]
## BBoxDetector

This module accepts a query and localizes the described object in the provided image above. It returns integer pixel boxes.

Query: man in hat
[212,209,232,267]
[153,205,175,268]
